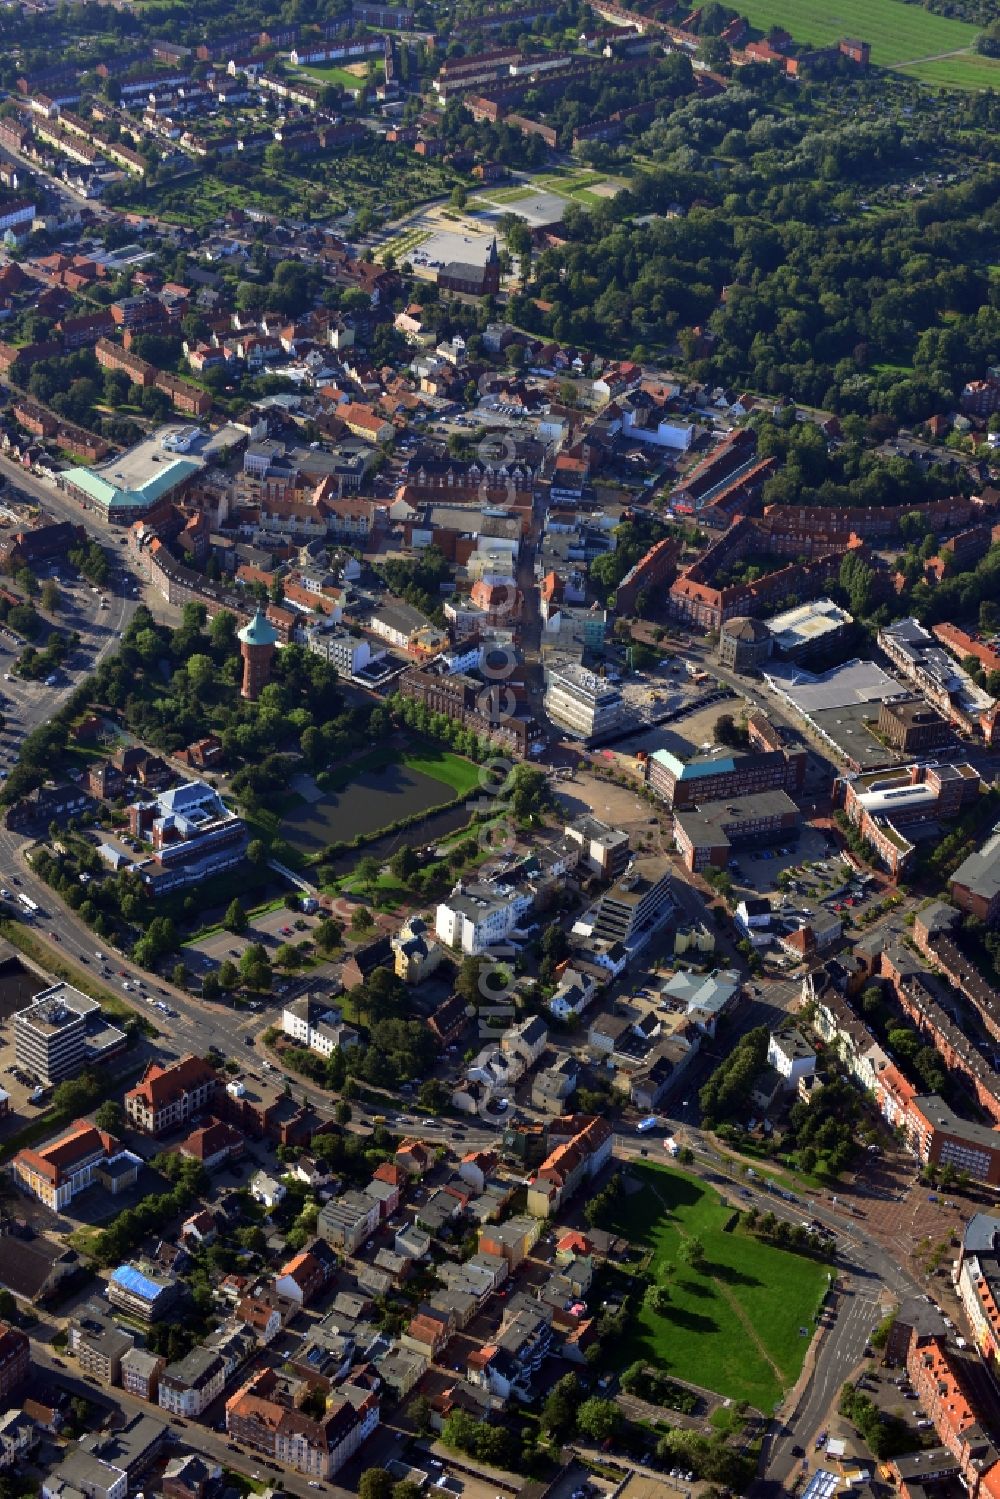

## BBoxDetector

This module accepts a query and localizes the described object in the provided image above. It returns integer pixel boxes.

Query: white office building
[544,662,623,742]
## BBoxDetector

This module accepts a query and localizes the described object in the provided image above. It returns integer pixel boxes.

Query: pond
[280,759,462,855]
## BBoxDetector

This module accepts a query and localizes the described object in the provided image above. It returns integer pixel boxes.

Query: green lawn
[322,741,480,797]
[401,744,482,796]
[296,62,382,90]
[896,52,1000,89]
[607,1162,829,1411]
[736,0,984,69]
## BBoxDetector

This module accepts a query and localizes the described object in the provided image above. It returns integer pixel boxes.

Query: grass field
[296,62,382,90]
[401,744,482,796]
[896,52,1000,88]
[736,0,989,70]
[323,741,480,796]
[607,1162,829,1410]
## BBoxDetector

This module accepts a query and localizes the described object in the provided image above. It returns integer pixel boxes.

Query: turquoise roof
[63,457,200,512]
[238,607,279,647]
[650,749,737,779]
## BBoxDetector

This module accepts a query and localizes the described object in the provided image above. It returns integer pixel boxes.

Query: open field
[736,0,991,72]
[296,62,383,90]
[606,1161,829,1410]
[896,52,1000,88]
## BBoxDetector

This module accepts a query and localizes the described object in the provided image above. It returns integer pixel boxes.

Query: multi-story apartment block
[951,826,1000,926]
[14,986,87,1083]
[589,857,674,947]
[159,1348,226,1418]
[124,1054,218,1135]
[107,1263,179,1323]
[120,1347,165,1402]
[70,1316,133,1384]
[563,815,630,880]
[435,882,533,955]
[281,996,359,1058]
[956,1214,1000,1374]
[0,1324,29,1403]
[227,1368,380,1478]
[879,617,998,744]
[318,1192,380,1254]
[526,1115,613,1217]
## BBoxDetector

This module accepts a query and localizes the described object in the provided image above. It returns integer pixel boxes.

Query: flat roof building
[763,657,908,772]
[764,596,852,662]
[673,790,801,873]
[951,826,1000,926]
[877,695,952,756]
[13,982,125,1084]
[590,857,674,949]
[544,662,623,743]
[62,434,200,523]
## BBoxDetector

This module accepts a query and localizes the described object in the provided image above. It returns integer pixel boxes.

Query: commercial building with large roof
[61,432,201,522]
[763,658,909,772]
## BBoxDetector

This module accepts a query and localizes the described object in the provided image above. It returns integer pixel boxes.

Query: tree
[542,1373,581,1438]
[359,1470,395,1499]
[389,845,418,883]
[680,1236,707,1272]
[247,840,267,866]
[315,916,344,952]
[94,1100,123,1132]
[576,1397,622,1443]
[418,1078,449,1111]
[355,856,382,898]
[224,899,248,934]
[186,653,214,696]
[713,713,743,748]
[171,962,187,990]
[40,579,60,614]
[351,906,374,933]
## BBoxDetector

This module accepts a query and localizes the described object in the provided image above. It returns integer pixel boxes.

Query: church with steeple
[437,236,501,298]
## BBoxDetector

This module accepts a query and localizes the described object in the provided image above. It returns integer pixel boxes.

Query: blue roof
[650,749,737,779]
[111,1263,169,1301]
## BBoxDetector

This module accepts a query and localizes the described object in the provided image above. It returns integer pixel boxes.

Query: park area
[607,1162,829,1411]
[738,0,1000,89]
[278,742,482,859]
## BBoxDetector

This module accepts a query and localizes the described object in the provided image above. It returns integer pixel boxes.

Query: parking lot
[183,903,331,996]
[729,830,886,924]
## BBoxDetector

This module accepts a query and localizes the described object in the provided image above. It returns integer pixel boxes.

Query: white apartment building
[282,995,359,1057]
[435,884,533,955]
[158,1348,226,1418]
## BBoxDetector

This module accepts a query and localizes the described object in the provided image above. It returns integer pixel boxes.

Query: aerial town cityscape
[0,0,1000,1498]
